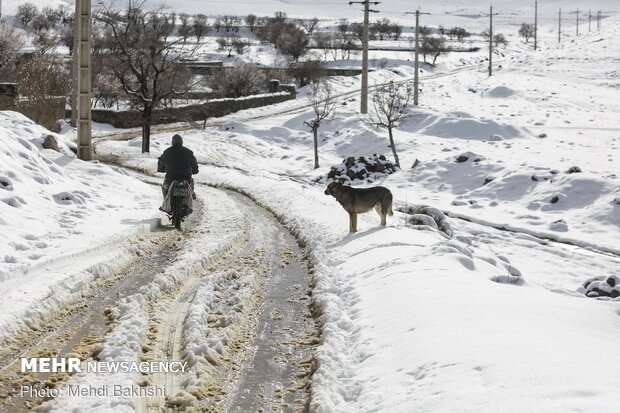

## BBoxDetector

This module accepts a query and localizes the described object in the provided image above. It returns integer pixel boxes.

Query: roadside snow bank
[0,110,159,352]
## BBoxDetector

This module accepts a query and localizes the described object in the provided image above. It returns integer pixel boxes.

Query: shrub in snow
[455,152,485,163]
[549,219,568,232]
[401,205,453,237]
[566,166,582,174]
[324,154,398,184]
[578,276,620,300]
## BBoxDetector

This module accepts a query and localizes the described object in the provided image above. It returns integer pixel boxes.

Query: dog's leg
[375,203,386,226]
[349,212,358,233]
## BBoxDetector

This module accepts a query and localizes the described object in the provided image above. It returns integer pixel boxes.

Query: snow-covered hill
[0,111,159,345]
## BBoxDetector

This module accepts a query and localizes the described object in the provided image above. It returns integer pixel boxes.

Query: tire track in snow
[137,190,317,413]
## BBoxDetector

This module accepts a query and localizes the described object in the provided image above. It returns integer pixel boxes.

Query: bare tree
[245,14,257,32]
[389,24,402,40]
[193,14,210,42]
[352,22,377,42]
[17,47,70,130]
[372,18,390,40]
[518,23,534,43]
[289,59,325,87]
[60,25,75,54]
[337,19,349,38]
[449,27,470,42]
[304,80,336,169]
[97,3,198,153]
[367,81,412,168]
[30,14,52,32]
[418,25,431,36]
[16,3,38,27]
[0,23,25,81]
[494,33,508,48]
[313,31,333,61]
[210,65,266,98]
[55,4,73,26]
[275,25,307,62]
[219,15,240,32]
[41,7,60,28]
[217,34,249,57]
[299,17,319,36]
[178,13,193,42]
[420,35,451,65]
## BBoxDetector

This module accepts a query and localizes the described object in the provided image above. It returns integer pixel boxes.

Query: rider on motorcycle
[157,134,199,202]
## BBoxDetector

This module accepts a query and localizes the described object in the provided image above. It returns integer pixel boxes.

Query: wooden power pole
[534,0,538,51]
[558,8,561,43]
[414,10,420,105]
[489,5,493,76]
[576,8,579,36]
[76,0,92,160]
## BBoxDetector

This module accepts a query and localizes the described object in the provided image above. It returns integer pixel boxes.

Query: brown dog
[324,181,394,233]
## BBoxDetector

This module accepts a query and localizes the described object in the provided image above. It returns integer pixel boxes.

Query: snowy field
[1,0,619,412]
[93,14,620,413]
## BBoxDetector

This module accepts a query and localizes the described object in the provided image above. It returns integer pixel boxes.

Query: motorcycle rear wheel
[172,197,183,230]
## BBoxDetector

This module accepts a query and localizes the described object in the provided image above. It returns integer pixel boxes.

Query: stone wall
[86,90,296,129]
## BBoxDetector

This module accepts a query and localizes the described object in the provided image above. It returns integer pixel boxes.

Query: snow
[95,14,620,412]
[0,110,160,348]
[1,2,619,413]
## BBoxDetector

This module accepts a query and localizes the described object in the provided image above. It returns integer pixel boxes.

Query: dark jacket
[157,144,199,182]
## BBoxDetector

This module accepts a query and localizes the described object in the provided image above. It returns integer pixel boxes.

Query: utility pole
[597,11,601,30]
[576,8,579,36]
[489,5,493,76]
[588,10,591,32]
[71,0,79,127]
[405,9,429,106]
[349,1,379,114]
[76,0,92,160]
[414,10,420,105]
[558,8,561,43]
[534,0,538,51]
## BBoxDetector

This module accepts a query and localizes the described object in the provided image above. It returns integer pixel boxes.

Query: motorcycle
[169,180,193,230]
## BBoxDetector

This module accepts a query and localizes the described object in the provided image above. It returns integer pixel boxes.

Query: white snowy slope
[0,111,160,346]
[98,13,620,413]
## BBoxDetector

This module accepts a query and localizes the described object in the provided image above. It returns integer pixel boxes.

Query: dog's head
[324,181,344,197]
